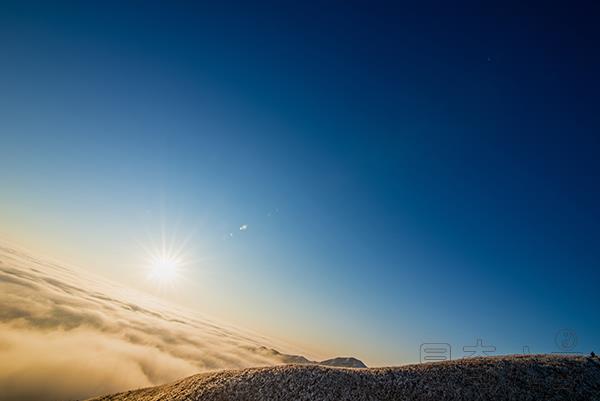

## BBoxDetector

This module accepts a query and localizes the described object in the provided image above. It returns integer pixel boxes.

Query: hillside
[90,355,600,401]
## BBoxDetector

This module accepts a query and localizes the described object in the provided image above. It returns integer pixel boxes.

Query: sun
[148,256,179,283]
[137,224,197,288]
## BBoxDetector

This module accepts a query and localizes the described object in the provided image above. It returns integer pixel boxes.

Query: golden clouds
[0,245,298,400]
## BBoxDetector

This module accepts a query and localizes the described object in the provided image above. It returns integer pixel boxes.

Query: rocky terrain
[90,354,600,401]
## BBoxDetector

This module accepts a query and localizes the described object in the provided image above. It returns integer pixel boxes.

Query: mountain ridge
[89,355,600,401]
[249,346,367,368]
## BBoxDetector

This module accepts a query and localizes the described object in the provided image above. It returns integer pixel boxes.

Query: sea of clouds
[0,244,302,401]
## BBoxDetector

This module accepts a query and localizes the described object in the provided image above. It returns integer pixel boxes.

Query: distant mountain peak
[248,346,366,368]
[319,357,367,368]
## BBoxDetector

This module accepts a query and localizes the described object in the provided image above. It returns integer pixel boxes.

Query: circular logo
[555,329,578,351]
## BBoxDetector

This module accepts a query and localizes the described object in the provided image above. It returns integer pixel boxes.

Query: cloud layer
[0,245,300,400]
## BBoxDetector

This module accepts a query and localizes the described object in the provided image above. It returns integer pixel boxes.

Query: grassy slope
[90,355,600,401]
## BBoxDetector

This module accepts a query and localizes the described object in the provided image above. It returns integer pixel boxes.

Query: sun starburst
[137,224,195,288]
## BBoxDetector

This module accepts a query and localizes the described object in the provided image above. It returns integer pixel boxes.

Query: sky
[1,2,599,367]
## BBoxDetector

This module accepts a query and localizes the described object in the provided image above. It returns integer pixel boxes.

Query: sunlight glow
[148,256,179,283]
[137,222,196,288]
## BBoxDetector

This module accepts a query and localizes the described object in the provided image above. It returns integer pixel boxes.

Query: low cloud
[0,245,299,400]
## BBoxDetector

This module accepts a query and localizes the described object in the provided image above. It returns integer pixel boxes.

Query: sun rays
[137,222,196,289]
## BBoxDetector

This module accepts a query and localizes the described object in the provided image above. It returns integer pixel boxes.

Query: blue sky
[1,2,599,364]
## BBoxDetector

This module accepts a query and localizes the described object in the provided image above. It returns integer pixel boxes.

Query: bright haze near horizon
[1,0,599,393]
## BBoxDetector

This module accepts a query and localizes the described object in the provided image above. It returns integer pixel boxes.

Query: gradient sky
[1,2,599,365]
